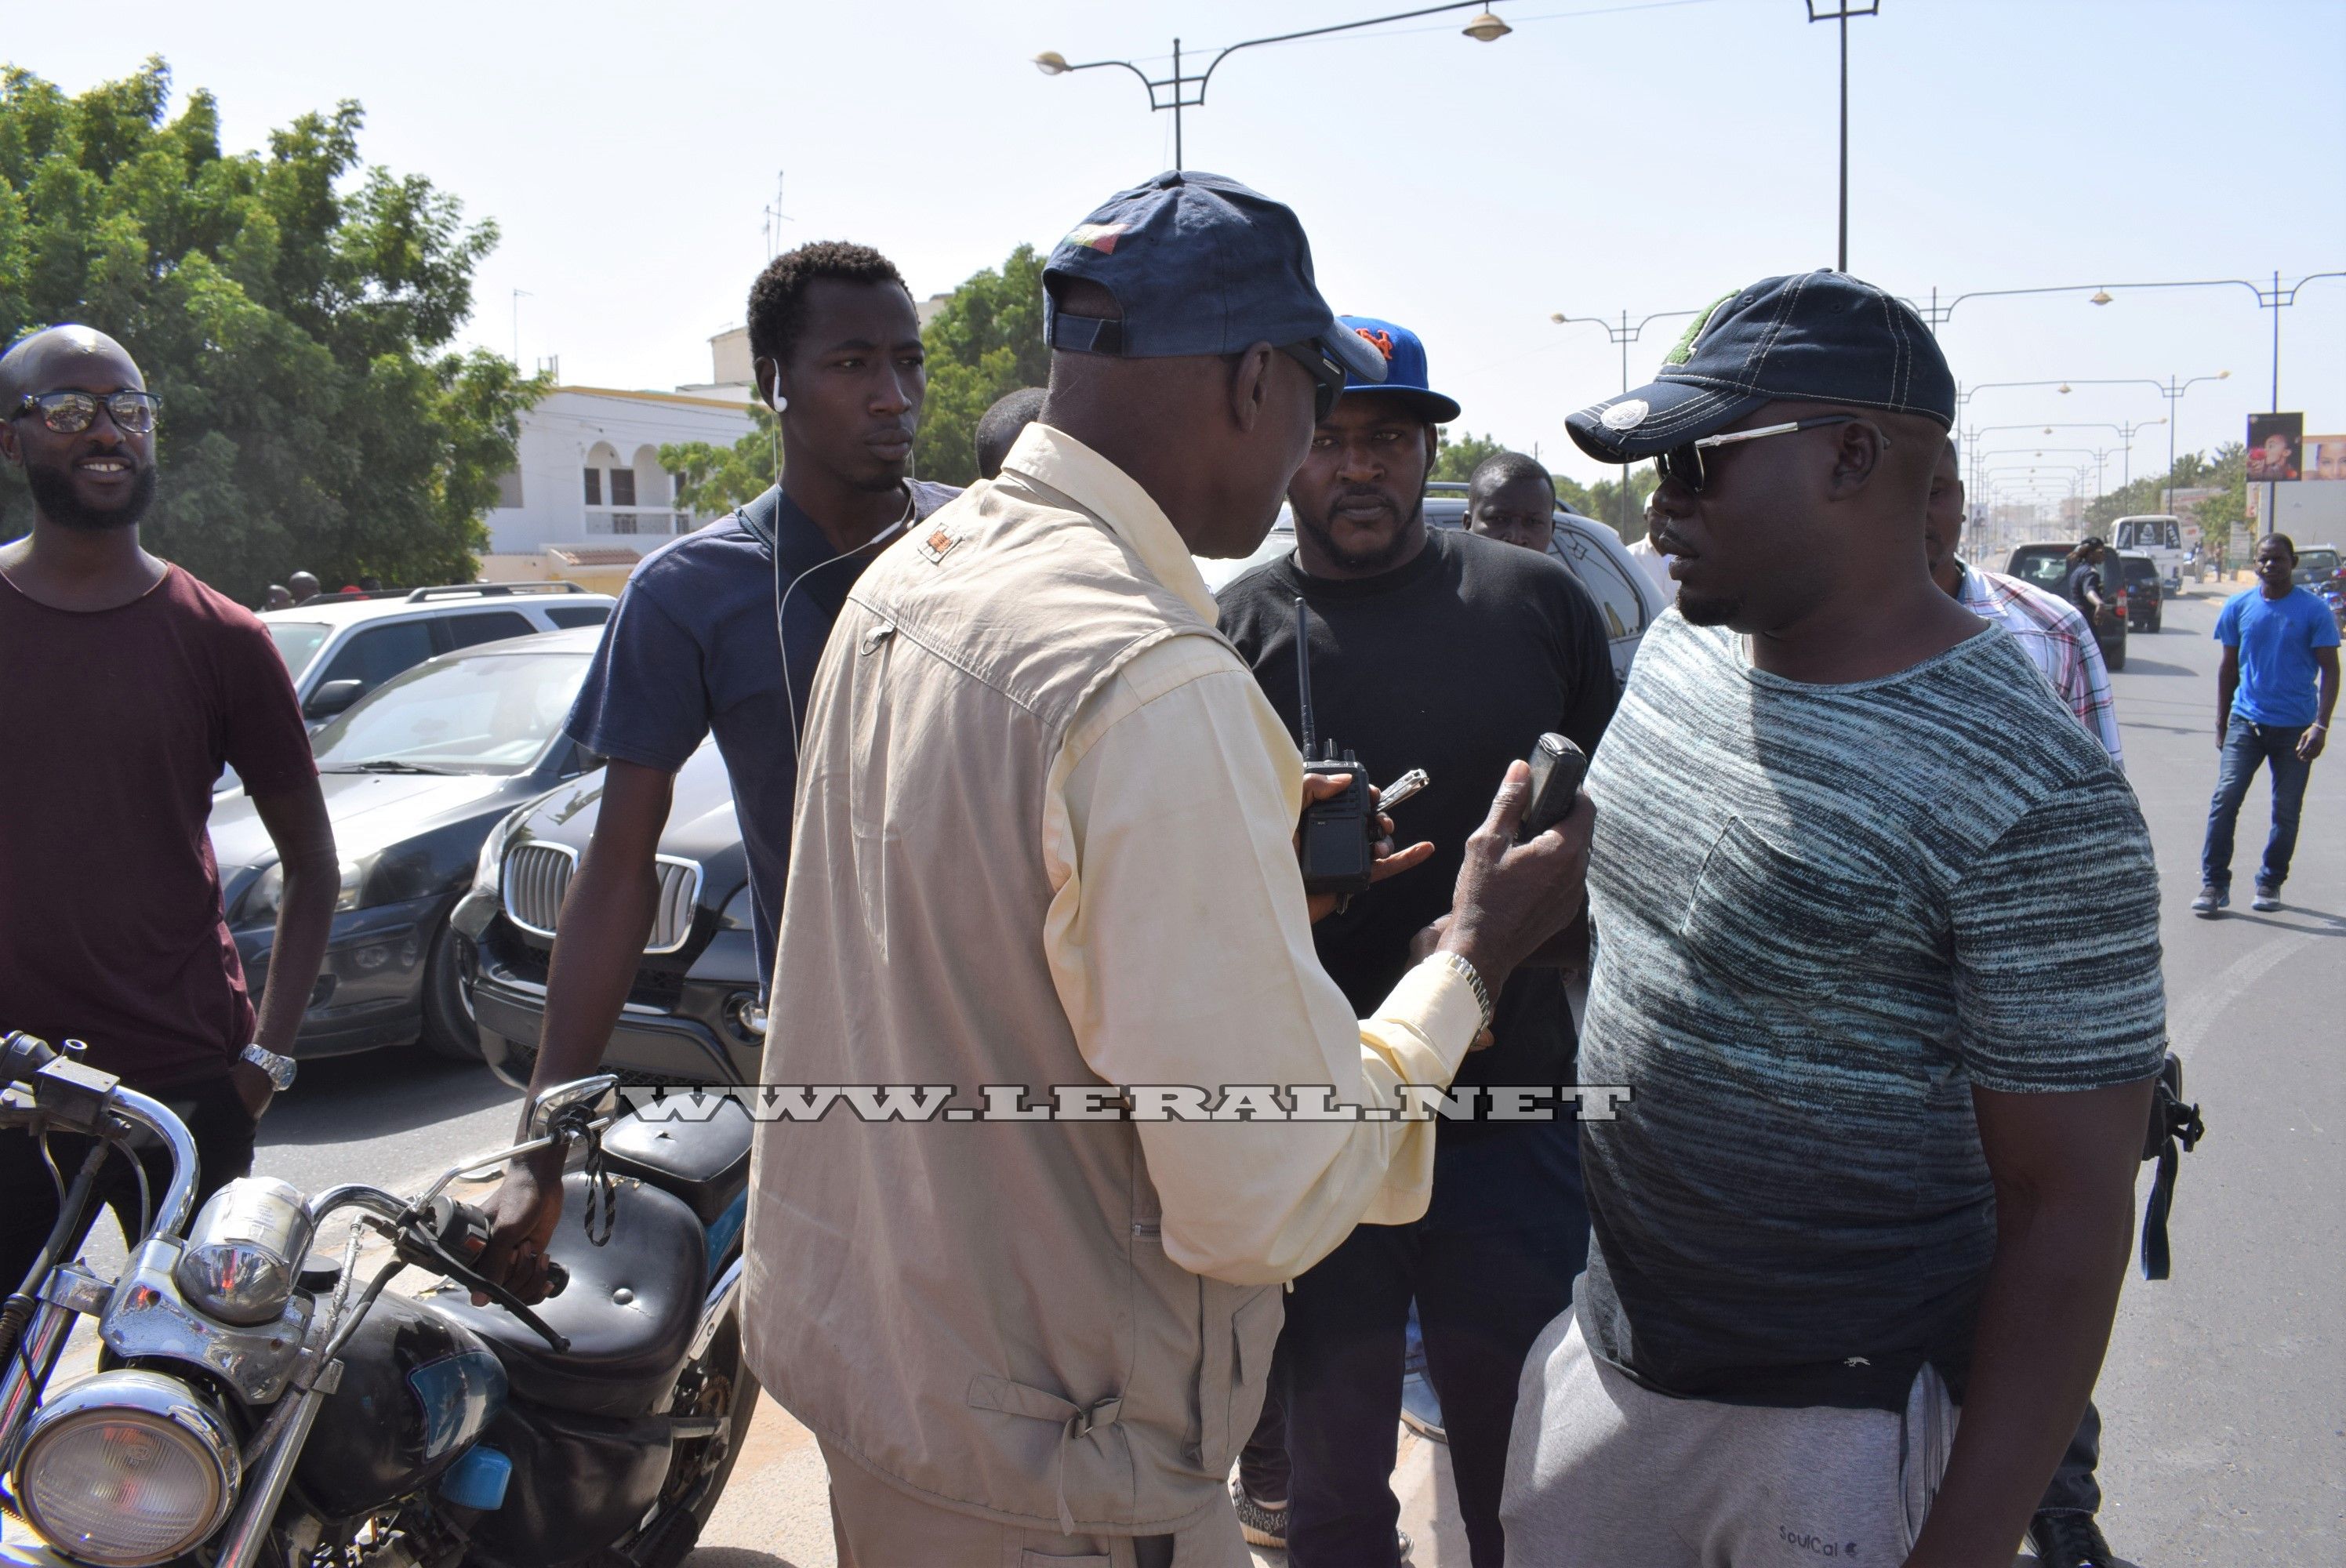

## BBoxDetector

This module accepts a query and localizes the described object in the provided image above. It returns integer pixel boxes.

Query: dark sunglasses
[1279,340,1349,423]
[9,389,162,436]
[1651,412,1887,492]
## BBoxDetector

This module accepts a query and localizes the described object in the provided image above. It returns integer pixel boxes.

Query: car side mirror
[304,679,365,720]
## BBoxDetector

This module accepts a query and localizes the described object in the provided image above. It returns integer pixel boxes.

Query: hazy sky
[11,0,2344,500]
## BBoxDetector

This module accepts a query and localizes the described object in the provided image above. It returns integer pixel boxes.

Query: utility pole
[762,172,790,260]
[510,289,531,368]
[1805,2,1879,272]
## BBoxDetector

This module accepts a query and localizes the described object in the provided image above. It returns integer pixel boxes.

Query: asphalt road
[198,583,2337,1564]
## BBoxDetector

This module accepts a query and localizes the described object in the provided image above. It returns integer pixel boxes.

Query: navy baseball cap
[1334,316,1461,425]
[1043,171,1387,387]
[1566,270,1954,463]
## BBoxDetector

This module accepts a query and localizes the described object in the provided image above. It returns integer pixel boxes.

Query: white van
[2110,515,2187,592]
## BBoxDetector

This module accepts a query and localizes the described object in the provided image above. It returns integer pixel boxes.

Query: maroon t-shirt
[0,564,317,1089]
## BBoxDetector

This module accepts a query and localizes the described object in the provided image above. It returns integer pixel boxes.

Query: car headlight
[11,1369,241,1566]
[238,857,375,924]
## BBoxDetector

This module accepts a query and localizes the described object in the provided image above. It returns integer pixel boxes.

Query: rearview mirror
[303,678,365,720]
[524,1073,619,1142]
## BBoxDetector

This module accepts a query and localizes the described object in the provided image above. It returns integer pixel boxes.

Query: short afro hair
[1467,449,1556,501]
[975,387,1048,480]
[746,241,910,370]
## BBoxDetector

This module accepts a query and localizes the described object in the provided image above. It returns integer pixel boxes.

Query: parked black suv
[2115,552,2163,633]
[2006,543,2129,672]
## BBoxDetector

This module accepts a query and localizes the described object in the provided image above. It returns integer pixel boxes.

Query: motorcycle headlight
[11,1370,241,1566]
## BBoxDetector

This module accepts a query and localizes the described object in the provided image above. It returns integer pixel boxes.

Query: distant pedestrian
[288,570,319,604]
[2193,532,2339,916]
[2064,537,2112,628]
[1462,449,1556,556]
[264,583,293,610]
[974,386,1047,481]
[1625,493,1673,598]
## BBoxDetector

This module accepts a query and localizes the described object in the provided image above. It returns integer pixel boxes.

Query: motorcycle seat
[427,1171,709,1420]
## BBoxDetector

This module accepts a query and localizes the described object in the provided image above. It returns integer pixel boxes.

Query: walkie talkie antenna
[1294,597,1317,759]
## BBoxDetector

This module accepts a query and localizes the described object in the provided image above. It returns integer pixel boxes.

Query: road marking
[2166,936,2302,1060]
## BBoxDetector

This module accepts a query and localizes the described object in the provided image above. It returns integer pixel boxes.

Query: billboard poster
[2245,412,2303,481]
[2300,434,2346,481]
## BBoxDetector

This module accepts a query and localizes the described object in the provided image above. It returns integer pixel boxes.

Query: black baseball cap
[1042,171,1388,387]
[1566,270,1954,463]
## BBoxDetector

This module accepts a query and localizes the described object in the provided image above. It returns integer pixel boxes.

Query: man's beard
[24,458,158,532]
[1295,492,1424,576]
[1675,589,1742,626]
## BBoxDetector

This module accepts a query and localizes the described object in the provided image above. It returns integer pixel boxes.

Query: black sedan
[452,739,759,1091]
[210,628,601,1059]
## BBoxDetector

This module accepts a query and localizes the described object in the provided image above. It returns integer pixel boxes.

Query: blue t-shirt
[2214,586,2340,727]
[565,481,960,978]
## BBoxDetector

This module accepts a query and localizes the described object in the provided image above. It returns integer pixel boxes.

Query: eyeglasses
[1279,340,1349,424]
[9,390,162,436]
[1651,413,1887,493]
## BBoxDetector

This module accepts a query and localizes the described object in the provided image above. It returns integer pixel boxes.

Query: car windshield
[2293,549,2338,583]
[267,620,333,680]
[2011,551,2072,591]
[312,651,588,775]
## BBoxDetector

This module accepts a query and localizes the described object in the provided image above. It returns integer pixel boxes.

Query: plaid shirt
[1956,561,2123,767]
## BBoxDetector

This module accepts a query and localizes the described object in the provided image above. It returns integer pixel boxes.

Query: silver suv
[260,583,616,725]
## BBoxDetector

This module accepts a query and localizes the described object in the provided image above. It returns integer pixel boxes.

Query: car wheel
[419,920,485,1061]
[2104,641,2126,673]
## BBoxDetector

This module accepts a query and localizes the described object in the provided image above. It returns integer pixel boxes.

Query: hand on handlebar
[473,1144,565,1306]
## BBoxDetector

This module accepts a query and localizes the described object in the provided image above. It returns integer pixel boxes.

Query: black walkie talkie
[1294,597,1377,897]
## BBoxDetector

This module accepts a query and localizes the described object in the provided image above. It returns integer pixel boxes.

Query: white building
[482,385,757,567]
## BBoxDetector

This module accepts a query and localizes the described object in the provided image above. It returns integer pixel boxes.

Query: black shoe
[1230,1476,1287,1551]
[2028,1509,2140,1568]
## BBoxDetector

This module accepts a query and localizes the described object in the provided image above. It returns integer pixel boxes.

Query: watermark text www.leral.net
[614,1083,1634,1123]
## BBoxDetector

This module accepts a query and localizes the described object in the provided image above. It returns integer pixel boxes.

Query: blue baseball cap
[1333,316,1461,425]
[1043,171,1387,387]
[1566,270,1954,463]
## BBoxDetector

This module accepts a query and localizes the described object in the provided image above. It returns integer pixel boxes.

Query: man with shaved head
[0,325,337,1289]
[1499,274,2167,1562]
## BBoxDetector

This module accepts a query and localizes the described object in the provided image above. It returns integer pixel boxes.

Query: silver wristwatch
[240,1042,298,1092]
[1430,951,1494,1034]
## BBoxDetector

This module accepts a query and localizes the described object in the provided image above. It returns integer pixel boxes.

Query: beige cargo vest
[740,462,1281,1534]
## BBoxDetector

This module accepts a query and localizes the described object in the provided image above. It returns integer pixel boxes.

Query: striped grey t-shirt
[1577,611,2166,1410]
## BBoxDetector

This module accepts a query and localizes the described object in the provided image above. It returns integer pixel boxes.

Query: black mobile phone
[1519,733,1587,842]
[1291,598,1377,896]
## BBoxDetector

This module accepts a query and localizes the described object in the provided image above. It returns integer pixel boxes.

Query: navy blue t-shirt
[565,481,961,979]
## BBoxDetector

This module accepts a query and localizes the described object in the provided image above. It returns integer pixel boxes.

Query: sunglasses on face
[1651,412,1887,493]
[9,389,162,436]
[1279,341,1349,424]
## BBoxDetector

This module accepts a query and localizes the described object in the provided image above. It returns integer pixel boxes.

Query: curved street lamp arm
[1192,2,1491,102]
[1936,270,2344,325]
[1053,56,1170,98]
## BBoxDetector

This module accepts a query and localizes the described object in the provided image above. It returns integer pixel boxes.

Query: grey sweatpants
[1498,1306,1959,1566]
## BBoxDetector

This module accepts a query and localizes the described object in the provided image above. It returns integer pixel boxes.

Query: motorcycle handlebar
[2,1032,202,1244]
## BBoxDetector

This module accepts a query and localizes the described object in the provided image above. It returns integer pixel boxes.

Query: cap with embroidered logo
[1565,270,1955,464]
[1331,316,1461,425]
[1043,170,1388,387]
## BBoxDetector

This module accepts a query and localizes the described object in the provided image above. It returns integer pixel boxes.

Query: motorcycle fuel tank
[294,1292,507,1519]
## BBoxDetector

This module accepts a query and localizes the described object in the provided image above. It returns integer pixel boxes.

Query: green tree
[913,244,1050,487]
[1429,426,1507,483]
[0,58,541,601]
[661,400,777,517]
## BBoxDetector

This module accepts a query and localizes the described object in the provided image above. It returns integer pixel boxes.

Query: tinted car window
[317,620,438,695]
[441,610,536,650]
[267,620,333,680]
[313,652,590,774]
[2009,550,2072,593]
[544,604,612,630]
[2119,558,2158,587]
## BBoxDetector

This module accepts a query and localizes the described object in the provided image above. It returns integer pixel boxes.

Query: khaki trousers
[819,1438,1250,1568]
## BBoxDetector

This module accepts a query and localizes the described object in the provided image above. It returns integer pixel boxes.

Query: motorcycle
[0,1031,757,1568]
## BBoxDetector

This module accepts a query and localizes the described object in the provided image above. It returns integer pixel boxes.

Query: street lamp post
[1804,1,1879,273]
[1034,3,1512,168]
[1549,307,1701,535]
[1956,375,2225,514]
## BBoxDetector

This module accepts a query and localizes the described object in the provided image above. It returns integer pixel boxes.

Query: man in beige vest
[744,171,1592,1566]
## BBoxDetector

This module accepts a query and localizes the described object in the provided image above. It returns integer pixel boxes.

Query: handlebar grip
[434,1196,565,1298]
